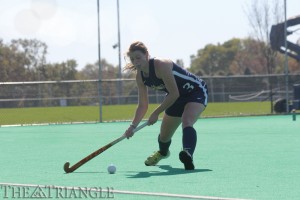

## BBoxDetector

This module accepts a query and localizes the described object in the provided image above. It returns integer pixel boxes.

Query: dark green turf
[0,102,272,125]
[0,115,299,199]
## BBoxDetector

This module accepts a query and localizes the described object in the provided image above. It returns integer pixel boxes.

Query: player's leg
[179,102,205,170]
[182,102,205,155]
[158,114,182,155]
[145,114,181,166]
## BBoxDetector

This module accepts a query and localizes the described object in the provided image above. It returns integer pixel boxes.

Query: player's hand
[148,112,159,125]
[124,125,136,139]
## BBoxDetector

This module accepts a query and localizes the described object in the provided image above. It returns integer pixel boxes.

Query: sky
[0,0,299,69]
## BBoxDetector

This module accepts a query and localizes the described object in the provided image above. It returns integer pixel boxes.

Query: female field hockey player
[124,41,208,170]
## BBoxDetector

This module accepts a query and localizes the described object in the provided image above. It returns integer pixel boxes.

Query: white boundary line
[0,182,251,200]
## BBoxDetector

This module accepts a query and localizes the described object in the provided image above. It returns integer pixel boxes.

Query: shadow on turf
[126,165,212,178]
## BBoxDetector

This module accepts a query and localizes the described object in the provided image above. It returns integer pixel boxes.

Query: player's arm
[148,59,179,125]
[131,71,149,126]
[125,71,149,138]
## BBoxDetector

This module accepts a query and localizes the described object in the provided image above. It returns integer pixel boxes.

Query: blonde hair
[123,41,149,71]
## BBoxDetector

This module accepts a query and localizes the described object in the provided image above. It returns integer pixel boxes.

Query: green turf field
[0,102,273,125]
[0,115,299,200]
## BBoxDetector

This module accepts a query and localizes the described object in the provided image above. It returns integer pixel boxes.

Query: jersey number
[183,83,194,91]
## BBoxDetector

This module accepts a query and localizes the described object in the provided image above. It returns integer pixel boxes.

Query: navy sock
[182,127,197,156]
[158,134,171,156]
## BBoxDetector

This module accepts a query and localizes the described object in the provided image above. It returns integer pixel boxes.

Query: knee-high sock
[182,127,197,156]
[158,134,171,156]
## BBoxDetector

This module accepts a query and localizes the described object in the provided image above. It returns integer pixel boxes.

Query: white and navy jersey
[141,58,208,104]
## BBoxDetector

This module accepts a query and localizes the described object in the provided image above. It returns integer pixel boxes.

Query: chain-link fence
[0,74,299,124]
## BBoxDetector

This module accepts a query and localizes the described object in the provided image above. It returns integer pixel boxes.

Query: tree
[10,39,48,81]
[78,59,122,104]
[244,0,284,113]
[41,59,78,81]
[79,59,116,80]
[0,39,30,81]
[230,38,268,75]
[189,38,242,76]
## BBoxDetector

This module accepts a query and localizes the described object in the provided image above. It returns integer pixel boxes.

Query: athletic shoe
[144,151,170,166]
[179,150,195,170]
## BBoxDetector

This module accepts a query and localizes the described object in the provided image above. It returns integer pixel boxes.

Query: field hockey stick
[63,121,148,173]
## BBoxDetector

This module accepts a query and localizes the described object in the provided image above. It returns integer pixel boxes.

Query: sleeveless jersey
[141,58,207,98]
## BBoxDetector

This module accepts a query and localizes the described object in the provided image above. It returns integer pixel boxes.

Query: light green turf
[0,115,299,200]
